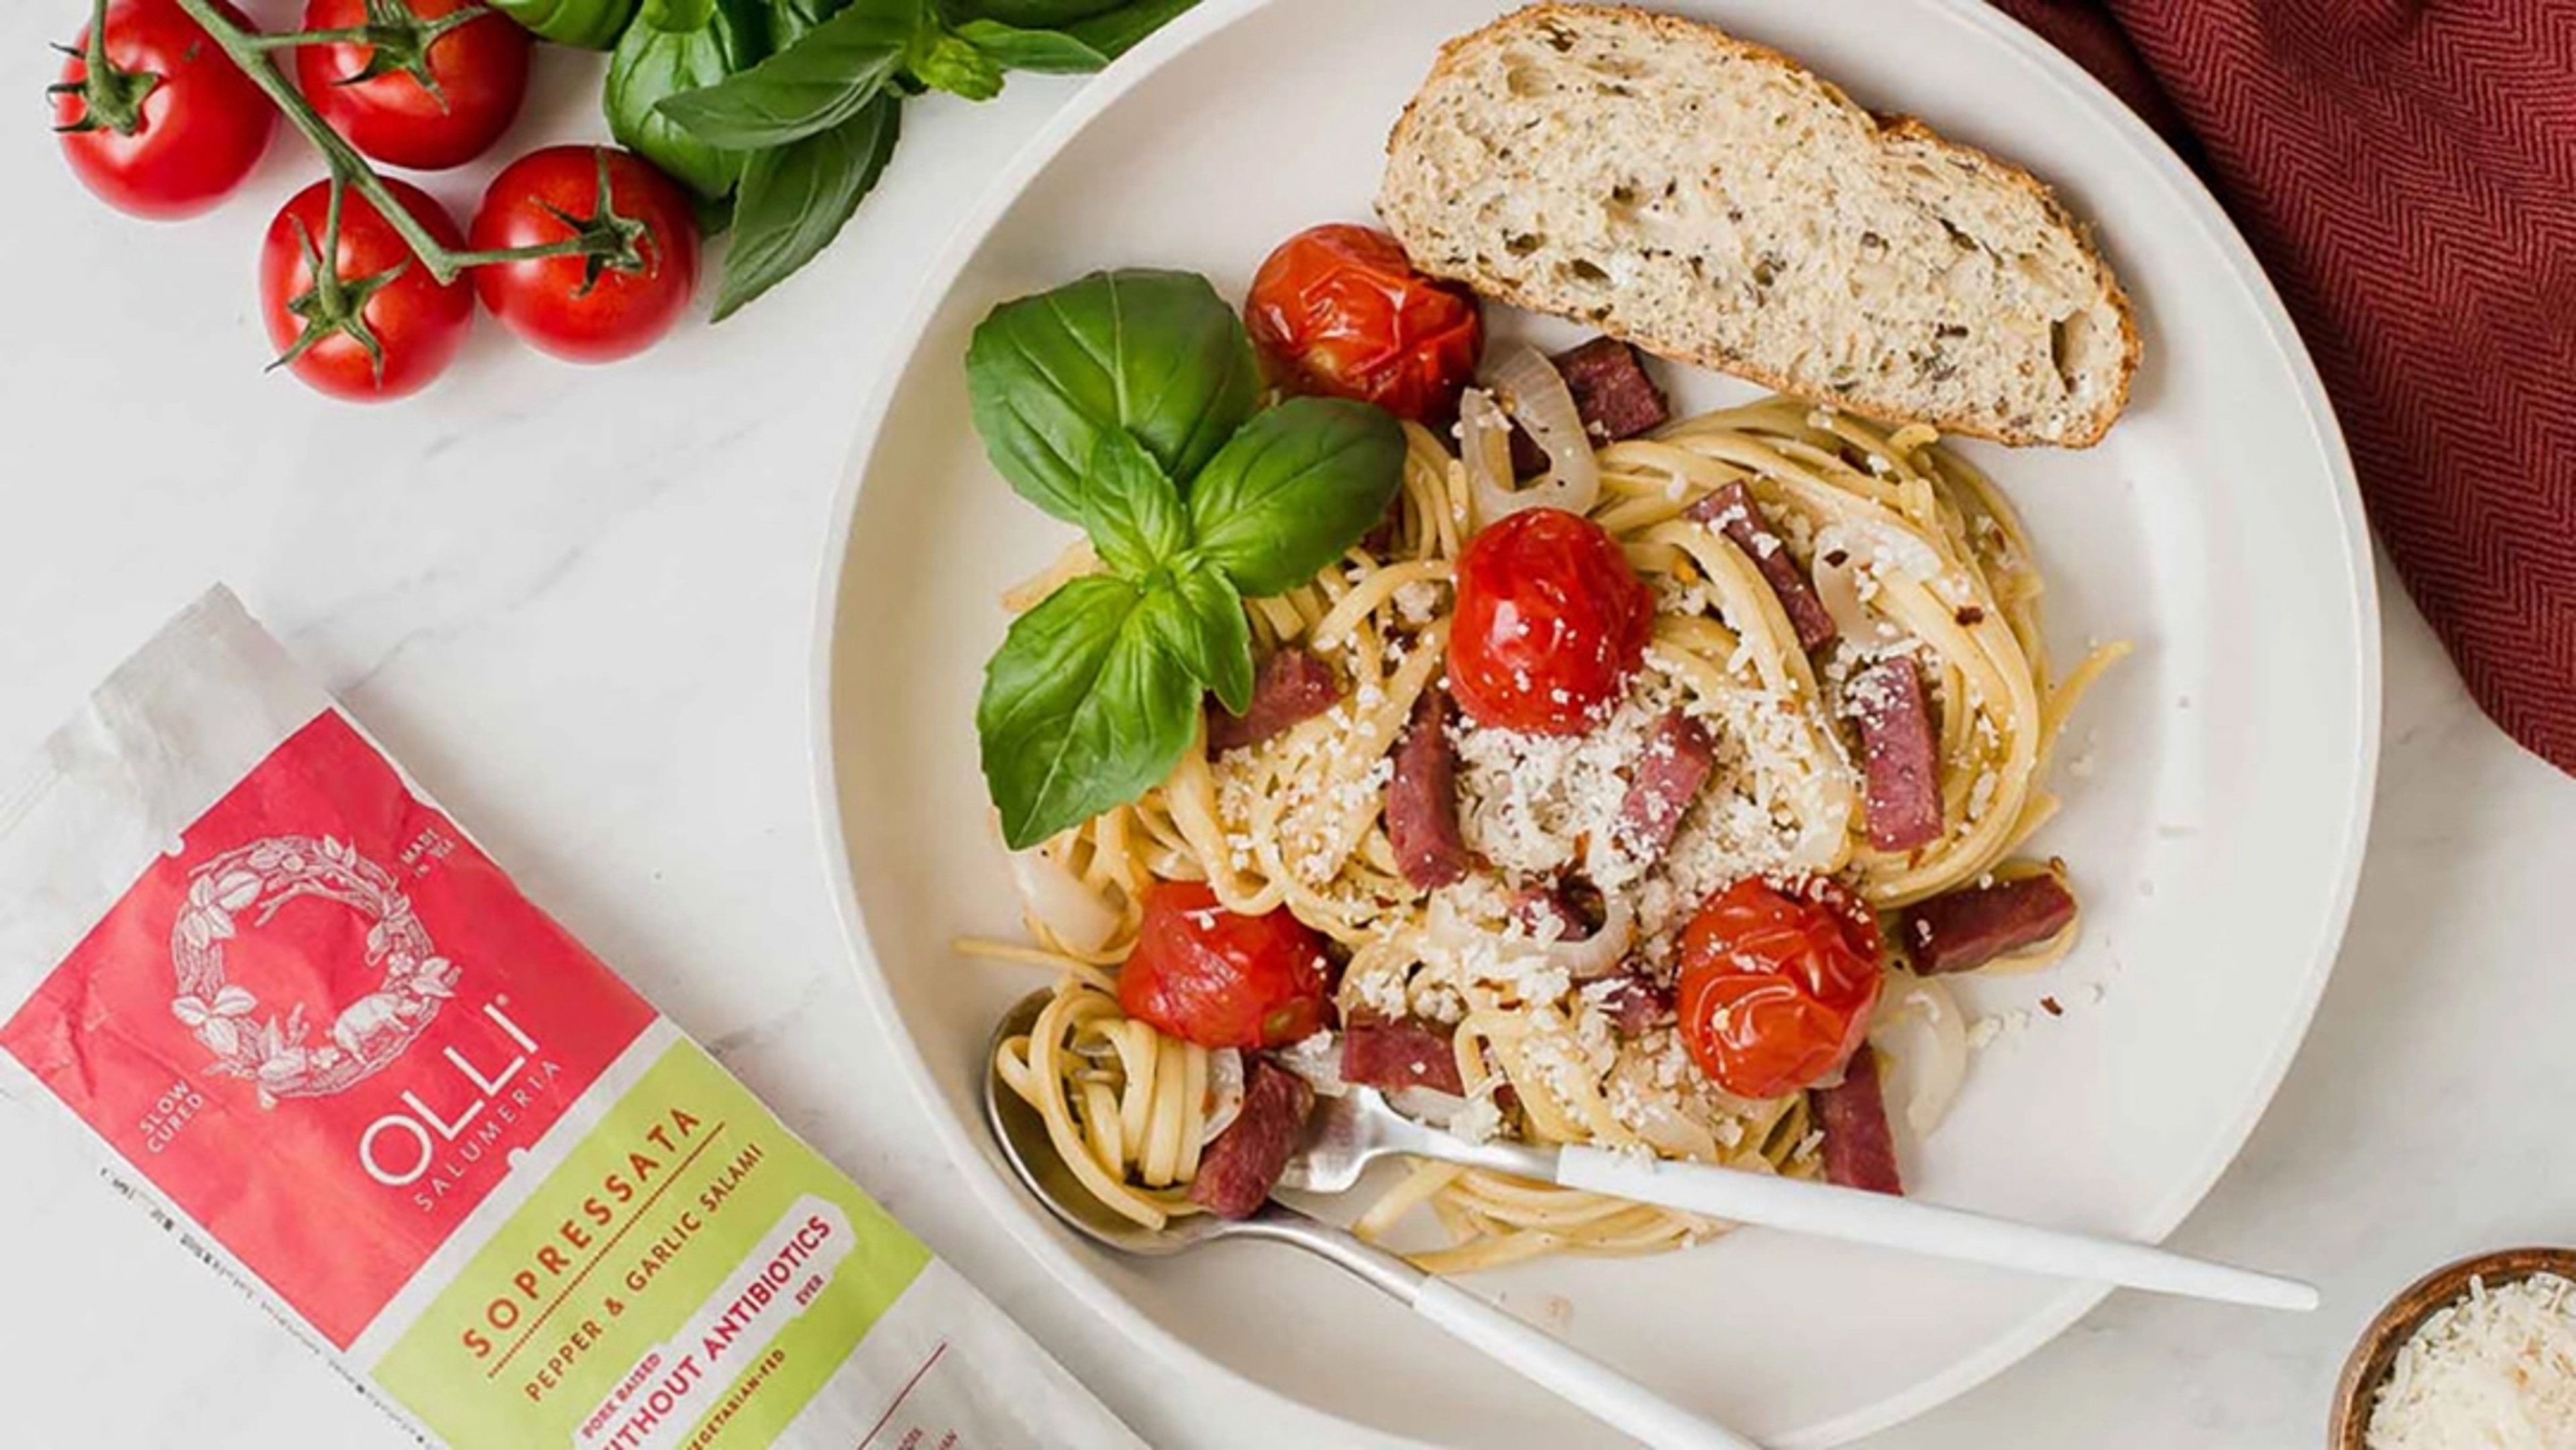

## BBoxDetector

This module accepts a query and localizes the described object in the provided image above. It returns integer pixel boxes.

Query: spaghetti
[974,394,2119,1266]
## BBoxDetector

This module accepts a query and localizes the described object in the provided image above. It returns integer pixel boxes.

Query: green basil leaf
[605,3,759,200]
[640,0,713,30]
[1187,398,1407,598]
[1156,559,1252,716]
[657,0,917,150]
[714,89,902,321]
[1063,0,1197,58]
[954,18,1106,72]
[910,30,1004,99]
[1079,430,1189,579]
[485,0,637,48]
[979,574,1200,849]
[768,0,849,48]
[693,189,736,237]
[938,0,1122,23]
[964,270,1259,524]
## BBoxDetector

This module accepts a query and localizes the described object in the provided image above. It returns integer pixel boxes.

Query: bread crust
[1381,3,2139,449]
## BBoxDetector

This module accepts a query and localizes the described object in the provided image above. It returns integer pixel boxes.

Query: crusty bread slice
[1380,4,2137,447]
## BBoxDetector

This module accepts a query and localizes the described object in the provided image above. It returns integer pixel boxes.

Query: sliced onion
[1544,893,1635,981]
[1200,1048,1246,1144]
[1007,847,1120,956]
[1485,343,1602,500]
[1388,1084,1470,1128]
[1461,344,1602,531]
[1458,389,1522,529]
[1811,524,1909,651]
[1868,973,1968,1139]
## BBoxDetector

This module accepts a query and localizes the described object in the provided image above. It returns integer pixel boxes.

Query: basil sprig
[720,89,903,317]
[654,0,918,150]
[968,270,1407,848]
[604,0,759,201]
[489,0,638,48]
[594,0,1202,316]
[965,270,1259,523]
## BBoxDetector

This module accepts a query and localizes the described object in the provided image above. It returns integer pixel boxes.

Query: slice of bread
[1379,4,2138,447]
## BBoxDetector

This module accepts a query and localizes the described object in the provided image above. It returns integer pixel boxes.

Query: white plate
[813,1,2379,1443]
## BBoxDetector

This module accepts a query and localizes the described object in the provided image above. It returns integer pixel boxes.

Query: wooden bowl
[2329,1245,2576,1447]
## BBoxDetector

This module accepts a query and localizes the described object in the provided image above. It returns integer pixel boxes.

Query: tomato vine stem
[234,27,376,50]
[167,0,611,286]
[50,0,161,135]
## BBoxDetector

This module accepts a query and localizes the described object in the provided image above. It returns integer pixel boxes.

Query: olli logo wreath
[168,835,457,1107]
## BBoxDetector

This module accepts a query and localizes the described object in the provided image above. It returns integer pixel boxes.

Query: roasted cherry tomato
[1676,877,1885,1100]
[1118,881,1331,1051]
[258,177,473,402]
[297,0,531,172]
[1244,223,1482,425]
[470,146,700,364]
[54,0,275,221]
[1448,507,1654,734]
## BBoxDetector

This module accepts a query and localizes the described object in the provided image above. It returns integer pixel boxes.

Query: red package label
[0,712,656,1348]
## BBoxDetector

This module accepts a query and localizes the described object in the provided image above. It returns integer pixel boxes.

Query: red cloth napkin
[1992,0,2576,771]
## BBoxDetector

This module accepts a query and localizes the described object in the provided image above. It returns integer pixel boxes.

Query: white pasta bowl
[812,1,2381,1443]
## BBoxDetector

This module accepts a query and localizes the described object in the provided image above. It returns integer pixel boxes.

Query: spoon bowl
[983,990,1228,1257]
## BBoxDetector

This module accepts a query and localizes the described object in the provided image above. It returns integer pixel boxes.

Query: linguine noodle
[975,395,2120,1267]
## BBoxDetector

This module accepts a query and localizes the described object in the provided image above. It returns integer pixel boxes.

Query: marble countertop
[7,19,2569,1449]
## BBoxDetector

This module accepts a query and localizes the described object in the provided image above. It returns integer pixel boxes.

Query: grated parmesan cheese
[1449,661,1851,968]
[2369,1274,2576,1450]
[1448,1091,1504,1146]
[1393,579,1445,626]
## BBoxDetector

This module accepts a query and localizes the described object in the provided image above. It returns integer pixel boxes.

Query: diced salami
[1814,1044,1903,1195]
[1556,336,1672,441]
[1509,336,1672,474]
[1614,711,1715,866]
[1684,481,1837,651]
[1594,971,1674,1039]
[1387,687,1468,889]
[1207,649,1342,755]
[1900,872,2079,975]
[1848,656,1943,852]
[1508,425,1547,480]
[1340,1014,1467,1096]
[1187,1058,1314,1219]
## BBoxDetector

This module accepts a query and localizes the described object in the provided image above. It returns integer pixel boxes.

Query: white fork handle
[1555,1147,2317,1312]
[1413,1278,1762,1450]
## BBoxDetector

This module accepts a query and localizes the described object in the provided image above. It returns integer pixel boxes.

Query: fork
[1277,1087,2317,1311]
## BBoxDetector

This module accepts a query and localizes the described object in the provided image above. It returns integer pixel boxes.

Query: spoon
[984,991,1758,1450]
[1283,1087,2317,1312]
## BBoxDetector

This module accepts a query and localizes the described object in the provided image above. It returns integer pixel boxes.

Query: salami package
[0,588,1138,1450]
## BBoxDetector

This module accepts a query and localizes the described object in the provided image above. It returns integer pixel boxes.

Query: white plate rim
[805,1,2384,1443]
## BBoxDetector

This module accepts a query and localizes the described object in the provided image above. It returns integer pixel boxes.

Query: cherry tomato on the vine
[1245,223,1483,425]
[1118,881,1332,1051]
[469,146,700,364]
[1448,507,1655,735]
[259,178,472,402]
[1676,877,1885,1101]
[296,0,531,172]
[53,0,274,221]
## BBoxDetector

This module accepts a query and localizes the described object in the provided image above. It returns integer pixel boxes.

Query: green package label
[375,1038,932,1448]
